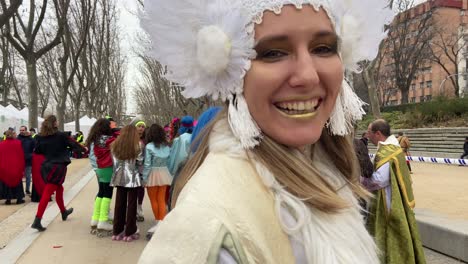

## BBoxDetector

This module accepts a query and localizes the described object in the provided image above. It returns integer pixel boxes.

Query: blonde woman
[110,125,144,242]
[139,0,393,263]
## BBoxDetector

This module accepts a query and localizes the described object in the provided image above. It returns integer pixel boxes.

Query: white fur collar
[209,118,379,264]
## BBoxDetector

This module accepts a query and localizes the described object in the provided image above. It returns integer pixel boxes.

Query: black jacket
[34,132,85,164]
[17,134,35,166]
[464,142,468,153]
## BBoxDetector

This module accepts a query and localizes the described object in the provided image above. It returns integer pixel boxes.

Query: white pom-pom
[197,25,232,74]
[340,14,361,71]
[329,80,366,135]
[227,93,262,148]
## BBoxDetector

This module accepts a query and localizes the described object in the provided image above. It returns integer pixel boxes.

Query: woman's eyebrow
[254,35,289,48]
[254,30,338,48]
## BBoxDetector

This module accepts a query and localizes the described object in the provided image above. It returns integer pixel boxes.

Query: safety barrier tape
[369,154,468,166]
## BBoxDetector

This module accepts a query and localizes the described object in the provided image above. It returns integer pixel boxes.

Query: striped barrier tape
[369,154,468,166]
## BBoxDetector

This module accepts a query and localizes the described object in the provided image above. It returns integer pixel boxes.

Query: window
[420,96,425,102]
[426,95,432,101]
[420,82,424,89]
[411,84,416,90]
[411,97,416,103]
[426,81,432,88]
[390,100,398,106]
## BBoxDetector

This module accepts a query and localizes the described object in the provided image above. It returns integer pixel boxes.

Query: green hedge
[381,97,468,115]
[358,97,468,129]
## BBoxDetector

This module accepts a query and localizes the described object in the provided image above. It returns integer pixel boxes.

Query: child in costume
[139,0,393,263]
[85,118,119,237]
[110,125,144,242]
[134,120,147,222]
[31,115,85,231]
[142,124,172,239]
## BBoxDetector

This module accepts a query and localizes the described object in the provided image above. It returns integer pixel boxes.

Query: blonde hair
[111,125,141,160]
[172,109,368,212]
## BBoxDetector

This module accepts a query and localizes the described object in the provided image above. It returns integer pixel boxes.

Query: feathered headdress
[141,0,393,148]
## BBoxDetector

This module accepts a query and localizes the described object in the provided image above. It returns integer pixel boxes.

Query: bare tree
[381,0,434,104]
[429,22,467,98]
[0,0,22,28]
[70,0,126,129]
[134,55,210,125]
[39,0,96,129]
[3,0,69,128]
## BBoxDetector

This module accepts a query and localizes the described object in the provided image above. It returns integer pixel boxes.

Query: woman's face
[243,6,343,148]
[136,124,146,137]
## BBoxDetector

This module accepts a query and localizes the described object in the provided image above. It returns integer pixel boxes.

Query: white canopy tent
[64,115,97,138]
[0,105,44,134]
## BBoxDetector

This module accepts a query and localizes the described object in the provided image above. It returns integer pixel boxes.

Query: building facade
[379,0,468,106]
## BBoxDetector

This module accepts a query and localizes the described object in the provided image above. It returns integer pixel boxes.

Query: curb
[0,170,95,264]
[416,209,468,262]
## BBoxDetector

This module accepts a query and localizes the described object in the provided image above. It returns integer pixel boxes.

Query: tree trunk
[74,99,80,132]
[400,87,409,104]
[363,66,381,118]
[26,58,39,129]
[56,100,66,131]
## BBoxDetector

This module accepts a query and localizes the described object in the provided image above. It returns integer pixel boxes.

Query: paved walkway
[0,159,466,263]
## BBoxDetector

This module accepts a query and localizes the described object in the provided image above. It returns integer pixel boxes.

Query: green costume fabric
[96,167,113,183]
[92,197,102,222]
[367,144,426,264]
[99,197,111,222]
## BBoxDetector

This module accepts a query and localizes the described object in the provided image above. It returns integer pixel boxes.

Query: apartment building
[379,0,468,106]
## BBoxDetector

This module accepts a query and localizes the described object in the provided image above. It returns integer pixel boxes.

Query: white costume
[139,0,392,263]
[139,119,379,263]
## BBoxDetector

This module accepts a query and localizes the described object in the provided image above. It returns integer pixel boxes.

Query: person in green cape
[362,119,426,264]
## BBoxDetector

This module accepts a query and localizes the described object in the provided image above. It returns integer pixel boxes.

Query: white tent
[0,105,27,133]
[0,105,44,134]
[64,115,97,138]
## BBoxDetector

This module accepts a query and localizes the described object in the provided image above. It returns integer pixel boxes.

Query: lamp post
[438,72,468,97]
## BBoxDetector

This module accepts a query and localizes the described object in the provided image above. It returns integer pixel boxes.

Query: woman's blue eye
[259,50,287,60]
[313,45,337,56]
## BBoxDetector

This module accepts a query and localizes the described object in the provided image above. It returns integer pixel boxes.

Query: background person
[0,129,25,205]
[110,125,144,242]
[397,131,412,173]
[31,115,85,232]
[85,117,119,236]
[461,137,468,160]
[17,126,35,195]
[134,120,147,222]
[142,124,172,239]
[363,119,425,263]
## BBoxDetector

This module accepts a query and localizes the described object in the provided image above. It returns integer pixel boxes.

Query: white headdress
[141,0,393,148]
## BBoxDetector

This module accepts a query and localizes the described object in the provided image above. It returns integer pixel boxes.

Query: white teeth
[276,98,320,111]
[298,102,305,111]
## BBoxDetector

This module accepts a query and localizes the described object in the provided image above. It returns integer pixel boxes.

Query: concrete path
[15,174,155,264]
[0,159,466,263]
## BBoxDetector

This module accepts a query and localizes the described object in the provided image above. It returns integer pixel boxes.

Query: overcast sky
[117,0,428,114]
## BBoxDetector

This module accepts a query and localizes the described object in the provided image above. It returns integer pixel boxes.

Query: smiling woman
[139,0,392,263]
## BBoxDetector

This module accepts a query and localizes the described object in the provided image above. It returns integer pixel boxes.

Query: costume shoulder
[140,153,262,264]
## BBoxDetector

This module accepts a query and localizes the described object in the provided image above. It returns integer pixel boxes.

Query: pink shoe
[112,231,124,241]
[123,231,140,242]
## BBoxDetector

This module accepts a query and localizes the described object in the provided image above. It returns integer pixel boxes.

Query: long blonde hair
[172,109,368,212]
[111,125,141,161]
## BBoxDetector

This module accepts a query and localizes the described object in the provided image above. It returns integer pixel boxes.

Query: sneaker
[26,190,31,195]
[5,200,11,205]
[61,208,74,221]
[16,199,25,204]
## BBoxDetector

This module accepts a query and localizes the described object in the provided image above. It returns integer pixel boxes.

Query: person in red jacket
[0,129,25,205]
[85,117,119,236]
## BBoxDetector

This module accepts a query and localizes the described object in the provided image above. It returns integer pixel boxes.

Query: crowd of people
[3,0,468,263]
